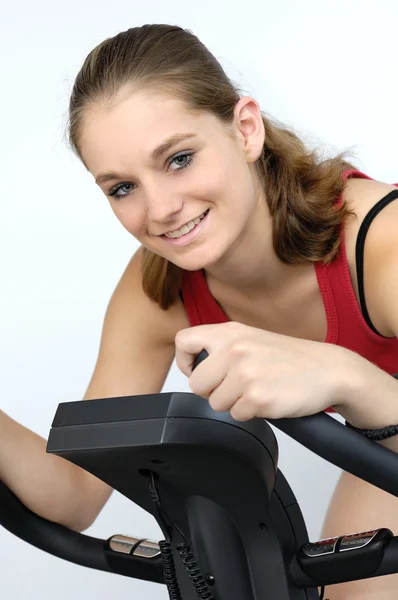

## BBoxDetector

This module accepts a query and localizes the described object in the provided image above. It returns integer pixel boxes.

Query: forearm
[0,409,111,531]
[321,468,398,599]
[322,355,398,597]
[333,350,398,437]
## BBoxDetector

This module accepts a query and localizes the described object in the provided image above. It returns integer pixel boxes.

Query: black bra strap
[355,189,398,336]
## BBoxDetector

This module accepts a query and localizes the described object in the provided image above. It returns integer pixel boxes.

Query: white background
[1,0,398,598]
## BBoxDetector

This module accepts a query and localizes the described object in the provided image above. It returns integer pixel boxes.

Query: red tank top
[180,170,398,379]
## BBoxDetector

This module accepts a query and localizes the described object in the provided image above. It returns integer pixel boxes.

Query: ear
[233,96,265,163]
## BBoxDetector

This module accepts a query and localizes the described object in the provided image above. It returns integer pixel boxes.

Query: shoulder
[343,177,398,225]
[83,247,190,400]
[108,246,190,345]
[342,177,398,337]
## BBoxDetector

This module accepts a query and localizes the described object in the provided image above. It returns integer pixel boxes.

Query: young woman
[1,23,398,599]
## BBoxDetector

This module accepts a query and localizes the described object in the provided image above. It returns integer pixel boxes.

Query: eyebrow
[95,133,198,185]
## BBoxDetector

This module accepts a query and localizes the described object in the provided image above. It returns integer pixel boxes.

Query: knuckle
[230,404,255,422]
[229,341,248,360]
[209,400,224,413]
[174,329,185,345]
[188,378,199,395]
[208,392,224,412]
[224,320,242,333]
[188,375,208,399]
[239,363,256,386]
[208,399,218,412]
[230,408,243,421]
[245,385,263,406]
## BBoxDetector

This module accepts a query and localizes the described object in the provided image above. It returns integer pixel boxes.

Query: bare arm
[321,191,398,599]
[0,247,189,531]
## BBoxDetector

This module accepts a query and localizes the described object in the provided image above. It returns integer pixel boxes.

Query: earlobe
[234,96,265,162]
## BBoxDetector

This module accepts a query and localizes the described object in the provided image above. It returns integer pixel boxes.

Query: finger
[206,371,244,413]
[189,350,230,398]
[174,325,217,376]
[229,397,257,422]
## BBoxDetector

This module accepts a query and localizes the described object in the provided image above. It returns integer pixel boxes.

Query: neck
[203,198,308,299]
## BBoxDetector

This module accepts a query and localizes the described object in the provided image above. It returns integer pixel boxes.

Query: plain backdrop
[1,0,398,598]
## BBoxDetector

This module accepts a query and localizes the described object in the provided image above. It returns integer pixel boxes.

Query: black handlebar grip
[192,350,209,372]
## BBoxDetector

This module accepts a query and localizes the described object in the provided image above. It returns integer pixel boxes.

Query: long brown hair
[68,24,356,309]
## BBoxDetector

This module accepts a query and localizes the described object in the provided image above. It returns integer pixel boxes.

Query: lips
[160,208,210,246]
[162,209,209,238]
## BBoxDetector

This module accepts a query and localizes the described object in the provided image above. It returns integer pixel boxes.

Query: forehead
[79,90,221,175]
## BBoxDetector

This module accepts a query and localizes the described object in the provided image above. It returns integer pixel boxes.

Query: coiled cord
[159,540,183,600]
[177,542,215,599]
[148,472,216,600]
[149,473,327,600]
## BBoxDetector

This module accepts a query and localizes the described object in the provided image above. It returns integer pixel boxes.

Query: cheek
[110,202,145,235]
[197,156,239,201]
[216,158,255,213]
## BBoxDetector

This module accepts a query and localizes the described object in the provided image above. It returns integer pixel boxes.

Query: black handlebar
[269,413,398,496]
[2,348,398,593]
[192,350,398,498]
[0,481,111,573]
[0,480,165,584]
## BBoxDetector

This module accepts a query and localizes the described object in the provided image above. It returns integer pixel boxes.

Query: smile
[163,210,209,239]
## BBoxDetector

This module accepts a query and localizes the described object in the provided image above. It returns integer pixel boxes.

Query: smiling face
[79,87,266,271]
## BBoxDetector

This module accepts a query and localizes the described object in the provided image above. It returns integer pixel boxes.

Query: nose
[145,188,184,225]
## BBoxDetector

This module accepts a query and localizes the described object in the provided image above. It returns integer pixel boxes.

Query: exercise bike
[2,350,398,599]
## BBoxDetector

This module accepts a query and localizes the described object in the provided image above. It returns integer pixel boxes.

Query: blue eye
[108,151,195,200]
[168,151,194,171]
[109,183,135,199]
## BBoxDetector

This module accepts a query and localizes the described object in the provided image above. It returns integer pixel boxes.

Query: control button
[302,538,338,557]
[340,531,375,552]
[133,539,161,559]
[109,534,141,554]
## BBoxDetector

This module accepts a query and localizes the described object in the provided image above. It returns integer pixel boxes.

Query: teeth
[165,211,207,239]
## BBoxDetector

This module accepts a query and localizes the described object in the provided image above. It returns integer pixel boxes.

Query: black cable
[159,540,184,600]
[148,473,175,541]
[148,472,216,600]
[177,542,215,599]
[319,585,329,600]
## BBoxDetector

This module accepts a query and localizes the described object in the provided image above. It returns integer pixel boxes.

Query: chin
[180,250,223,273]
